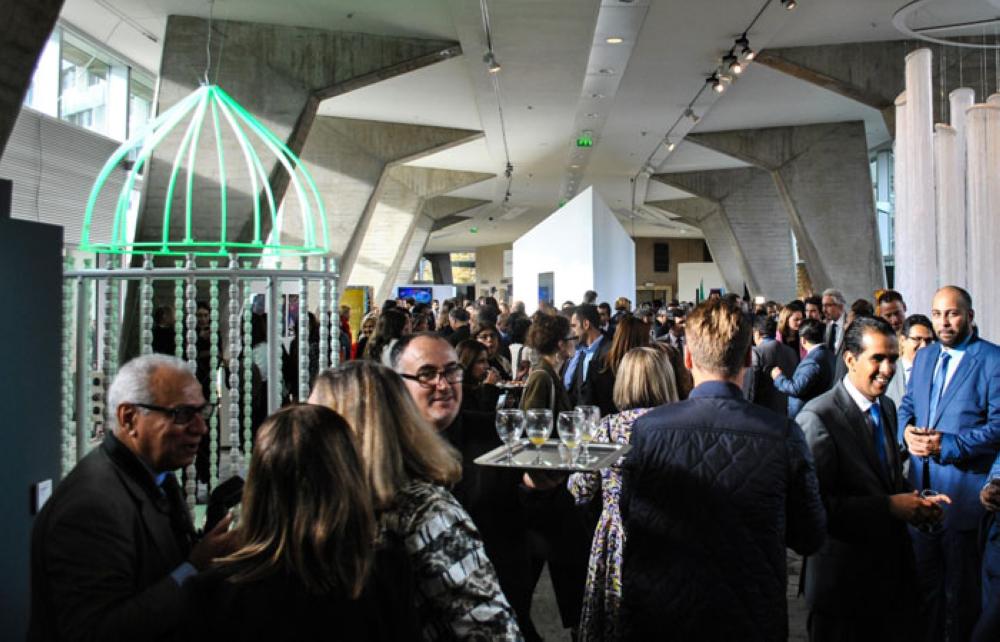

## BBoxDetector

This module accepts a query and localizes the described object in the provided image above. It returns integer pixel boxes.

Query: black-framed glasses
[907,335,935,345]
[134,403,215,425]
[399,363,464,387]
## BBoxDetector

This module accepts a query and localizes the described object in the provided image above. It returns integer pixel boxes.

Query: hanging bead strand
[226,255,242,480]
[242,273,253,467]
[298,257,310,401]
[208,261,220,489]
[184,253,198,513]
[140,254,154,355]
[318,257,330,371]
[61,255,77,476]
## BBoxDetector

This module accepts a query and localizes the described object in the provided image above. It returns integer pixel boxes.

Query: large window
[23,23,154,142]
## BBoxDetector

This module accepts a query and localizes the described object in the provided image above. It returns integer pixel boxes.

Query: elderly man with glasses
[29,354,238,642]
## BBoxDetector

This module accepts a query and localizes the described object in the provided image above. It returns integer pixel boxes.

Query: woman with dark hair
[310,362,520,640]
[520,313,575,413]
[589,314,652,415]
[474,323,512,381]
[778,300,806,362]
[507,314,536,381]
[182,404,416,641]
[364,308,411,366]
[456,339,502,412]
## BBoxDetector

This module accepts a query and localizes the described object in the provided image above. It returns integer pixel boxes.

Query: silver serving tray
[474,439,631,472]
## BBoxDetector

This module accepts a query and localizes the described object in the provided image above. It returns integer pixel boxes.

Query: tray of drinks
[473,439,631,472]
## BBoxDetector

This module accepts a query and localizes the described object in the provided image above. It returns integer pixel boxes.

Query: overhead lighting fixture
[598,68,616,75]
[781,0,797,10]
[570,164,580,169]
[591,93,606,99]
[724,53,743,75]
[718,72,734,85]
[483,51,502,73]
[666,140,677,152]
[605,36,624,44]
[736,34,755,62]
[708,74,726,93]
[587,112,600,118]
[684,108,700,124]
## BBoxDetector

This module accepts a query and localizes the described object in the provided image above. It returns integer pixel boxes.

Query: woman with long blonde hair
[309,361,521,640]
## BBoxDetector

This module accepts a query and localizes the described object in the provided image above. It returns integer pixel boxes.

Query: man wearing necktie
[797,315,949,641]
[29,354,238,641]
[899,286,1000,642]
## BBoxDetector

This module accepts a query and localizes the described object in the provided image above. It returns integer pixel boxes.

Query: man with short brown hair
[620,298,826,641]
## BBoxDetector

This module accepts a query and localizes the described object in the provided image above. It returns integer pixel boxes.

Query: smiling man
[796,315,948,640]
[29,354,237,642]
[898,286,1000,641]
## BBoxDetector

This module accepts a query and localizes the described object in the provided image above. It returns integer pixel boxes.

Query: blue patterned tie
[928,352,951,425]
[869,403,888,475]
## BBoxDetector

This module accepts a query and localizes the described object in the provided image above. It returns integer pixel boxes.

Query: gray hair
[821,288,846,306]
[107,354,191,425]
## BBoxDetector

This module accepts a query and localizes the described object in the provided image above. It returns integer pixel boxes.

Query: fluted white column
[941,88,975,288]
[934,124,963,286]
[901,48,937,316]
[966,104,1000,341]
[894,91,912,306]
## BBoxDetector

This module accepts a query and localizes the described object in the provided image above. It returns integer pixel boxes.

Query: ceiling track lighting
[723,52,743,75]
[666,139,676,152]
[781,0,797,10]
[707,74,726,93]
[483,51,502,73]
[735,34,755,62]
[684,108,700,124]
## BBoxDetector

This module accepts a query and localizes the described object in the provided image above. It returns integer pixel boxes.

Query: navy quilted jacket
[620,381,826,641]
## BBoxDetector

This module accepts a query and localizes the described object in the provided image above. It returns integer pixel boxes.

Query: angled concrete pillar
[0,0,63,154]
[689,121,884,302]
[346,167,493,303]
[136,15,461,253]
[278,117,483,257]
[426,252,454,284]
[652,167,796,302]
[647,198,746,295]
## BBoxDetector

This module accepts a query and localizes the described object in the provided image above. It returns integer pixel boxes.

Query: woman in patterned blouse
[568,347,679,642]
[310,361,522,641]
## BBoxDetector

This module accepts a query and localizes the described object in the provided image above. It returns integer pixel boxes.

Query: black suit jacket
[745,338,799,416]
[796,384,917,617]
[29,435,194,642]
[446,325,471,347]
[569,333,615,416]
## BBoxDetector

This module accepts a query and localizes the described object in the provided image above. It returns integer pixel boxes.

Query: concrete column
[688,121,884,302]
[0,0,64,154]
[426,252,454,284]
[346,166,493,302]
[652,167,797,302]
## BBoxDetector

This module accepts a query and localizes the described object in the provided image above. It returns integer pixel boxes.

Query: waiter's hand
[522,471,566,491]
[904,426,942,457]
[770,367,782,380]
[982,479,1000,512]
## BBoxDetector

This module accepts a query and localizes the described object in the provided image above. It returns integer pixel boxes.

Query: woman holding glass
[310,362,521,641]
[456,339,503,412]
[474,323,513,381]
[568,347,679,642]
[518,312,590,639]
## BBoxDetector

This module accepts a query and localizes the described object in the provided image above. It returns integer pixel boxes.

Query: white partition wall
[966,104,1000,341]
[512,187,635,313]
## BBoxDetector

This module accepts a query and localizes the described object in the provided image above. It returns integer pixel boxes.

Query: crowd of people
[27,284,1000,641]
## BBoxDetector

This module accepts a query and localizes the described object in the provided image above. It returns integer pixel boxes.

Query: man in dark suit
[29,354,237,641]
[771,318,835,418]
[975,455,1000,641]
[619,297,826,641]
[885,314,935,408]
[446,307,471,347]
[899,286,1000,641]
[822,288,848,353]
[745,314,799,416]
[796,315,949,640]
[566,303,615,416]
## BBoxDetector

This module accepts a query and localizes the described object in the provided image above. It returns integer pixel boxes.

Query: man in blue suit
[771,318,835,418]
[899,285,1000,641]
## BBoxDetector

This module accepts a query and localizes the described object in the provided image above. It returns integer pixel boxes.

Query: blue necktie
[928,352,951,424]
[869,403,889,475]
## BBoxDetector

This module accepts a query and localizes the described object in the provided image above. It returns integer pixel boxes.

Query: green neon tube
[212,88,262,244]
[208,92,228,248]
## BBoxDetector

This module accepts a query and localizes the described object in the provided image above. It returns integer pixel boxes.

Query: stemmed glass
[525,409,553,465]
[575,405,600,464]
[495,409,525,465]
[557,411,584,467]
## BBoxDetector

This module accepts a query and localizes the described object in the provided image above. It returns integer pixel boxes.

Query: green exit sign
[576,136,593,147]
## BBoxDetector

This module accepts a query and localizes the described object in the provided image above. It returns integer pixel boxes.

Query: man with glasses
[391,333,539,640]
[885,314,935,407]
[29,354,238,641]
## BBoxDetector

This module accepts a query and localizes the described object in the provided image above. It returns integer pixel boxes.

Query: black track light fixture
[707,73,725,93]
[483,51,501,73]
[723,52,743,75]
[736,34,755,62]
[781,0,797,10]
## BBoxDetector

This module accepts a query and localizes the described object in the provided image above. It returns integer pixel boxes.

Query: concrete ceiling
[58,0,958,251]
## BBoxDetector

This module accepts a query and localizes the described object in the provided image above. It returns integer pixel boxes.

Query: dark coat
[29,435,194,642]
[521,360,574,414]
[446,325,471,348]
[620,381,826,641]
[569,333,615,416]
[773,344,836,418]
[795,383,917,622]
[745,337,799,416]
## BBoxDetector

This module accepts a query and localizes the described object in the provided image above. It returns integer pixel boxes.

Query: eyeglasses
[134,403,216,425]
[907,335,935,345]
[399,363,464,387]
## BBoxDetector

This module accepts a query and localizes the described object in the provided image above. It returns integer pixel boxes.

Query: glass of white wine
[557,411,583,467]
[495,409,525,464]
[575,405,600,464]
[525,409,553,465]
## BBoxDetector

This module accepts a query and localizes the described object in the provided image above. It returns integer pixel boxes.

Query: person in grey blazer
[796,316,950,641]
[744,314,798,416]
[884,314,935,408]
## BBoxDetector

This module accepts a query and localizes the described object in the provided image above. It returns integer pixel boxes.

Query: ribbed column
[901,48,936,315]
[934,124,963,287]
[943,88,975,287]
[966,104,1000,342]
[893,91,913,302]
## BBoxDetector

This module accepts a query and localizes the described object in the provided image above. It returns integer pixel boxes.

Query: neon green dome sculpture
[80,84,328,257]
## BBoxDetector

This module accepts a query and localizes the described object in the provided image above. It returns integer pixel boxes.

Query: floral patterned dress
[567,407,653,642]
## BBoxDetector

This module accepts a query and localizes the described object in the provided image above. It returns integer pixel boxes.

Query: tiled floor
[528,551,811,641]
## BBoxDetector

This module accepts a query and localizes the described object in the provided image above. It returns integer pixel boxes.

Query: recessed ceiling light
[587,112,600,118]
[570,164,580,169]
[606,36,624,44]
[598,68,616,75]
[591,93,606,99]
